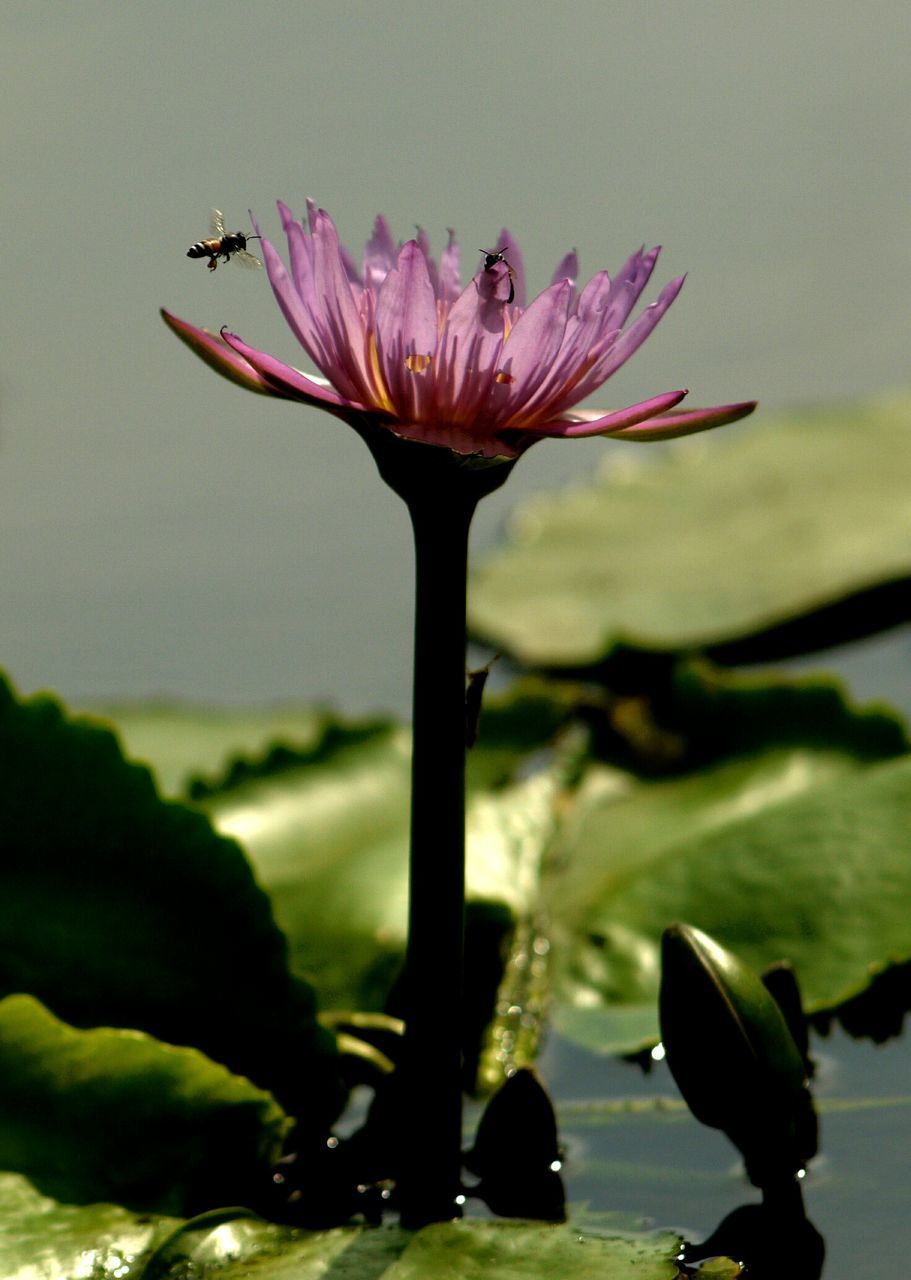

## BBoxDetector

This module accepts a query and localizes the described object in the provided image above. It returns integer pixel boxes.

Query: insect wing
[233,248,263,270]
[210,208,228,238]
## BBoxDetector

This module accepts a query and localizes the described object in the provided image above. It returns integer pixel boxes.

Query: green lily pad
[384,1220,683,1280]
[550,746,911,1054]
[75,699,334,798]
[0,674,343,1123]
[468,394,911,668]
[196,719,573,1085]
[0,995,288,1213]
[0,1177,691,1280]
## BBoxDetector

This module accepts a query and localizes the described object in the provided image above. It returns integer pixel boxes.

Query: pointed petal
[538,389,689,438]
[575,274,686,396]
[362,214,398,290]
[219,328,358,409]
[435,269,506,421]
[415,226,440,296]
[257,227,332,372]
[161,309,278,397]
[311,209,375,403]
[550,249,578,288]
[438,228,461,302]
[374,241,439,419]
[601,246,662,331]
[610,399,758,441]
[494,280,572,422]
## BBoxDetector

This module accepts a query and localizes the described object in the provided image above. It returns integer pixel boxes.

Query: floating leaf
[0,995,287,1214]
[0,1175,692,1280]
[198,723,573,1087]
[384,1221,685,1280]
[76,699,332,798]
[469,394,911,668]
[0,675,343,1124]
[550,747,911,1054]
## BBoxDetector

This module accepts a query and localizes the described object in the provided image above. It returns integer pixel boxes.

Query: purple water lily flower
[163,201,755,459]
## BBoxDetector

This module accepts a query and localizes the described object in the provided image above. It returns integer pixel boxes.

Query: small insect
[187,210,263,271]
[479,247,515,304]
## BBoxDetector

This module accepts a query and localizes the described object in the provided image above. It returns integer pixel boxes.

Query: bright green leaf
[469,394,911,667]
[384,1221,683,1280]
[198,721,572,1085]
[0,1177,691,1280]
[0,996,288,1213]
[550,749,911,1053]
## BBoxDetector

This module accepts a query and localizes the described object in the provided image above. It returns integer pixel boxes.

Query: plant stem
[396,485,476,1227]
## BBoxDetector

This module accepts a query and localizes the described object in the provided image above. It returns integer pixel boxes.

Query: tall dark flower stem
[359,429,515,1227]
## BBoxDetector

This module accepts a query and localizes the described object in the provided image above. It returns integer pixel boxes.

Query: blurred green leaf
[74,700,332,798]
[469,394,911,668]
[0,995,288,1213]
[197,719,573,1087]
[0,1176,688,1279]
[383,1221,684,1279]
[0,674,343,1123]
[550,744,911,1053]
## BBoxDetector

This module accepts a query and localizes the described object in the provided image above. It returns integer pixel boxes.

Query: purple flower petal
[538,389,689,439]
[220,328,359,410]
[550,249,578,289]
[161,309,278,397]
[438,228,461,303]
[493,280,573,424]
[435,270,506,422]
[362,214,398,291]
[375,242,439,420]
[311,209,377,405]
[600,246,662,331]
[609,399,758,440]
[569,274,686,404]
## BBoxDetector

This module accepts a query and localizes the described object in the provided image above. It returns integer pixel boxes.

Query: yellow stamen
[405,353,433,374]
[367,333,396,413]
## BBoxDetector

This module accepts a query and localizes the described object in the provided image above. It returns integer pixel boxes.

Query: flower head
[163,201,755,460]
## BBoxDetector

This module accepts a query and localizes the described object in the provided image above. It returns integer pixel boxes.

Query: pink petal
[550,249,578,289]
[415,227,440,296]
[258,226,332,373]
[374,242,439,419]
[570,274,686,402]
[362,214,398,291]
[435,270,506,422]
[600,246,662,331]
[220,328,358,410]
[538,389,689,438]
[610,400,758,441]
[311,209,376,404]
[438,228,461,303]
[493,280,573,423]
[161,309,278,397]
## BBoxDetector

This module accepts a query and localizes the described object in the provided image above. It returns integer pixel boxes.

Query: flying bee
[479,247,515,304]
[187,210,263,271]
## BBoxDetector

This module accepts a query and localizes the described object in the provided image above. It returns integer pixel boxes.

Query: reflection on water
[544,1024,911,1280]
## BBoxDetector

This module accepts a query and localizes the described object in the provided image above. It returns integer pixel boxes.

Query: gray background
[2,1,908,712]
